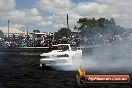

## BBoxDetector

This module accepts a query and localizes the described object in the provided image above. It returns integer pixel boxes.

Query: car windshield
[58,45,69,51]
[52,45,71,51]
[52,46,58,50]
[70,45,77,51]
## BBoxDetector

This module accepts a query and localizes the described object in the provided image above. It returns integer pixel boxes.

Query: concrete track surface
[0,55,131,88]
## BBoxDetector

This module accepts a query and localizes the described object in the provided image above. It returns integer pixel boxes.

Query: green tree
[77,18,98,37]
[54,32,59,40]
[77,18,97,30]
[98,18,106,28]
[0,30,3,37]
[76,17,124,37]
[58,27,71,38]
[33,30,40,33]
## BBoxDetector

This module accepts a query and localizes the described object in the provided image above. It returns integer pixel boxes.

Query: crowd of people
[80,32,132,46]
[0,34,80,48]
[1,31,132,48]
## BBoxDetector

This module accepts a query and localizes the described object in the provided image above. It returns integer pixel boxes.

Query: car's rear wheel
[41,64,51,70]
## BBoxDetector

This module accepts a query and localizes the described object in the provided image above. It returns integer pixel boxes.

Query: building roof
[30,32,54,35]
[0,27,25,34]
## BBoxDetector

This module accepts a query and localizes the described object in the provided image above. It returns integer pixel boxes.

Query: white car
[40,44,82,67]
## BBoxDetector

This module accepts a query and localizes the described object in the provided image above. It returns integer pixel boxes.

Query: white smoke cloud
[62,46,132,72]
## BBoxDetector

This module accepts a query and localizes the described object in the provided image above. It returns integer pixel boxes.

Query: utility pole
[8,20,9,39]
[67,14,69,38]
[26,27,29,46]
[27,27,28,37]
[67,14,69,29]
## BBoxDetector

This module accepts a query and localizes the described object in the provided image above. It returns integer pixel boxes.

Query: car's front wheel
[40,64,51,70]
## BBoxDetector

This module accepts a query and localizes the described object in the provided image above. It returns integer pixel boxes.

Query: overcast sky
[0,0,132,32]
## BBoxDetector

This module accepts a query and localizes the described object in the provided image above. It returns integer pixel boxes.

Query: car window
[52,46,58,50]
[70,45,77,51]
[58,45,69,51]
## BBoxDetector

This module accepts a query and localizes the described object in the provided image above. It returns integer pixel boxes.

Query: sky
[0,0,132,32]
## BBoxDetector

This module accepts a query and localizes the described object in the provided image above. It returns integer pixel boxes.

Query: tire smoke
[62,46,132,72]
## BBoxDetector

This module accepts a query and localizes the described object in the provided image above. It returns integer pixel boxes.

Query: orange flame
[78,65,86,76]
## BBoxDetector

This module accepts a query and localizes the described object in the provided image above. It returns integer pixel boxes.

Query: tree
[33,30,40,33]
[54,32,59,39]
[58,27,71,38]
[77,18,99,37]
[0,30,3,37]
[98,18,106,28]
[77,18,97,30]
[75,17,125,37]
